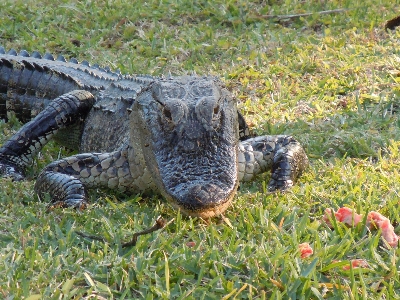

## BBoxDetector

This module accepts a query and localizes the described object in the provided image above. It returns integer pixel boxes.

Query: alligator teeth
[104,66,111,72]
[7,49,17,56]
[19,50,30,57]
[57,55,66,62]
[0,46,5,54]
[81,60,90,66]
[70,58,78,64]
[31,51,42,59]
[92,63,99,68]
[44,53,55,60]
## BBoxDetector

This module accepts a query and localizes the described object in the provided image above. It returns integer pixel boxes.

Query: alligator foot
[238,135,308,192]
[35,171,88,209]
[267,179,293,192]
[47,200,88,211]
[0,160,25,181]
[267,136,309,192]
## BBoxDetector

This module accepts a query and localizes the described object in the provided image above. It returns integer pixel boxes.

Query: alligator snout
[169,182,237,218]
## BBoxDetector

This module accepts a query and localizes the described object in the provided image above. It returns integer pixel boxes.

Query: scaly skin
[0,47,308,218]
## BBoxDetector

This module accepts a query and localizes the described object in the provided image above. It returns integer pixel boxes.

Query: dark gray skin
[131,78,240,215]
[0,47,308,218]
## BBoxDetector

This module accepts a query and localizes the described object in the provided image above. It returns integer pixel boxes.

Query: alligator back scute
[0,47,157,152]
[0,56,84,121]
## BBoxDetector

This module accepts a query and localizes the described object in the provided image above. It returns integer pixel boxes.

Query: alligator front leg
[34,146,154,208]
[238,135,308,191]
[0,90,95,180]
[35,151,128,208]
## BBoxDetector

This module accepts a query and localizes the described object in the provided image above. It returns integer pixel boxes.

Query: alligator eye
[163,107,172,121]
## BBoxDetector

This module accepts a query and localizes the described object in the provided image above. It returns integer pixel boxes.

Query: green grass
[1,0,400,298]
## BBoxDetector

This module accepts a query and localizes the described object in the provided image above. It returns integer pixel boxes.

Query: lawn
[0,0,400,299]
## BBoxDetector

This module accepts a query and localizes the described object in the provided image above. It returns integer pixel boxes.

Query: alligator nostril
[163,107,172,121]
[213,105,219,115]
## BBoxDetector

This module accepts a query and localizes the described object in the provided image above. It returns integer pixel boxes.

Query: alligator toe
[0,160,25,181]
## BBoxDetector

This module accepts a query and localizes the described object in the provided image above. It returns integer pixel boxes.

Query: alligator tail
[0,48,83,122]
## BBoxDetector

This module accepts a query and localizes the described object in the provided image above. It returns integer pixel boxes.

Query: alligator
[0,47,309,218]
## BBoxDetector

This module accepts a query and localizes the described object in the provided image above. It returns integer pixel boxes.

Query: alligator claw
[0,160,25,181]
[46,201,88,212]
[267,179,294,193]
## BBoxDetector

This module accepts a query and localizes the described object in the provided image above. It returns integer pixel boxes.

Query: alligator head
[131,76,239,218]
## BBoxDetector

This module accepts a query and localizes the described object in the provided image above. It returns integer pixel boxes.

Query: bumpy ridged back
[0,47,155,122]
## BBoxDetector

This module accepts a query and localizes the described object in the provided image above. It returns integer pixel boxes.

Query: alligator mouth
[137,133,239,217]
[168,196,234,218]
[164,182,238,218]
[168,188,235,219]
